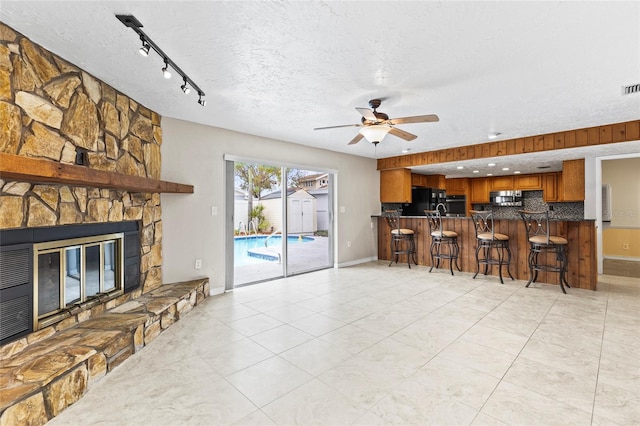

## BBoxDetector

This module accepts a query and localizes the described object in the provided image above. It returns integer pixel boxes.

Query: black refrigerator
[401,188,446,216]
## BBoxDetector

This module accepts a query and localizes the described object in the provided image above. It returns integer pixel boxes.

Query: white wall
[160,117,379,292]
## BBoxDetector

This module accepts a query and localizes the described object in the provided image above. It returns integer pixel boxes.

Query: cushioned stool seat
[519,210,571,293]
[470,210,514,284]
[383,210,417,268]
[425,209,461,275]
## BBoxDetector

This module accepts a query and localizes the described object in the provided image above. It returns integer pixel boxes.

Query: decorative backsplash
[383,191,584,220]
[472,190,584,220]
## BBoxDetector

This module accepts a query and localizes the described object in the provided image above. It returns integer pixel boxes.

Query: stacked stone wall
[0,22,163,294]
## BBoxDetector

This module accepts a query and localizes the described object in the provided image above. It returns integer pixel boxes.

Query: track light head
[162,59,171,79]
[198,93,206,106]
[181,78,191,94]
[138,35,150,56]
[139,42,150,56]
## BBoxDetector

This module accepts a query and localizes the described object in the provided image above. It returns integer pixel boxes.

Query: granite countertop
[372,215,593,221]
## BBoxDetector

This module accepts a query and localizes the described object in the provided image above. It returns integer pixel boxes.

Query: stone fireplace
[0,23,164,346]
[0,21,203,425]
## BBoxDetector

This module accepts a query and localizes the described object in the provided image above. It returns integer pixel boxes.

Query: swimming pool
[234,235,314,265]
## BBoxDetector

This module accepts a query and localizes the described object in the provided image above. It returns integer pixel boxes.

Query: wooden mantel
[0,153,193,194]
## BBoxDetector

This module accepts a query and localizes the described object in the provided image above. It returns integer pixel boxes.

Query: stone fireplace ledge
[0,277,210,425]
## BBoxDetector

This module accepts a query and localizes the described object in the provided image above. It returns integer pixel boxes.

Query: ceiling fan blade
[389,114,439,125]
[347,133,364,145]
[314,123,361,130]
[389,127,417,141]
[355,107,377,121]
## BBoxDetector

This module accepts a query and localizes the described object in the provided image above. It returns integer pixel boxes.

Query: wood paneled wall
[378,217,597,291]
[377,120,640,170]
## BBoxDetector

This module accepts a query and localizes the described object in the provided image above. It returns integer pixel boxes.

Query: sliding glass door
[226,160,333,288]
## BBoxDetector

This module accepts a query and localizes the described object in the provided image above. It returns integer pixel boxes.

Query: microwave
[490,190,523,206]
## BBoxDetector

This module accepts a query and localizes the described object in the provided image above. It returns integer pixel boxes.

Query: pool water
[234,235,313,265]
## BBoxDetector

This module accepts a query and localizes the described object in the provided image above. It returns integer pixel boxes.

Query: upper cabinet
[515,174,543,190]
[543,172,561,202]
[562,159,585,201]
[470,178,489,203]
[380,169,412,203]
[445,178,469,195]
[489,176,514,191]
[412,173,445,189]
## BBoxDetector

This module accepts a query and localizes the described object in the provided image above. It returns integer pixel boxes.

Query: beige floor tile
[232,409,276,426]
[228,313,284,336]
[227,356,313,408]
[262,379,368,425]
[289,312,346,337]
[42,263,640,425]
[411,356,501,409]
[438,339,516,378]
[250,324,315,354]
[503,356,597,413]
[280,338,354,376]
[593,381,640,425]
[319,324,385,355]
[460,323,529,355]
[482,381,592,425]
[196,337,275,377]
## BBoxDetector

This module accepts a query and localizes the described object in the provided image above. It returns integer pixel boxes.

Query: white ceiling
[2,1,639,177]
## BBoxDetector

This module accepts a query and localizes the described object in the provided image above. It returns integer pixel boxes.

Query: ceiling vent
[622,83,640,95]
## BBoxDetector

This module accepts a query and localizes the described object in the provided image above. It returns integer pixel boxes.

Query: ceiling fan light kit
[116,14,206,106]
[314,98,439,145]
[360,125,392,145]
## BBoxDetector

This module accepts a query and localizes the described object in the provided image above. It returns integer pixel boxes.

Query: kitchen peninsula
[377,215,596,290]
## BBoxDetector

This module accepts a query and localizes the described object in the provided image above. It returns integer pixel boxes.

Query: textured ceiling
[2,1,639,177]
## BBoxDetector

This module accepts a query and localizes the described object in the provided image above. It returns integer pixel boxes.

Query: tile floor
[48,262,640,425]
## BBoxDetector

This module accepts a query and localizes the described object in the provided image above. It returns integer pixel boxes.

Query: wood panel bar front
[377,217,597,290]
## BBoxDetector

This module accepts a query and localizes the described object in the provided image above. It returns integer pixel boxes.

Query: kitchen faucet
[436,203,447,215]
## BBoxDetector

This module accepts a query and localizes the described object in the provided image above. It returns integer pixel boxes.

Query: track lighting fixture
[139,36,150,56]
[181,78,190,94]
[162,59,171,79]
[116,14,206,106]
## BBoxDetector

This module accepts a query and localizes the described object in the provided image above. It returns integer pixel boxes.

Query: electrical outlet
[623,243,629,250]
[194,259,202,269]
[347,240,352,248]
[340,206,346,213]
[211,206,218,216]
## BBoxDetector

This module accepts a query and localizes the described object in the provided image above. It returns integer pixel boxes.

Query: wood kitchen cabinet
[425,174,446,189]
[489,175,514,191]
[445,178,469,195]
[380,168,412,203]
[562,159,585,201]
[470,178,489,203]
[515,174,543,190]
[411,173,427,188]
[543,172,561,202]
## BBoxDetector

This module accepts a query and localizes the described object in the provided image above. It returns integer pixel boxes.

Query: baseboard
[337,256,378,268]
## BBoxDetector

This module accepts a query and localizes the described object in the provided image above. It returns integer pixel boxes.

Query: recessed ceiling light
[487,173,493,176]
[488,163,496,167]
[488,132,501,139]
[502,167,510,171]
[514,171,521,174]
[473,170,479,173]
[402,148,411,153]
[456,166,464,170]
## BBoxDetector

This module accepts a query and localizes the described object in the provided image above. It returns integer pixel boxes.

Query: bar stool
[424,209,460,275]
[383,209,417,268]
[518,210,570,293]
[470,210,514,284]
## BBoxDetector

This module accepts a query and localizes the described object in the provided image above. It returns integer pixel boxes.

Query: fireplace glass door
[34,233,124,328]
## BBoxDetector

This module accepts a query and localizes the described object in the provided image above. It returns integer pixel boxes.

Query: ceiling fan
[314,99,439,145]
